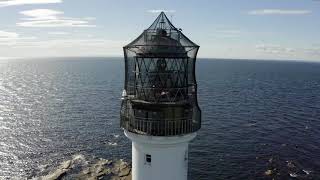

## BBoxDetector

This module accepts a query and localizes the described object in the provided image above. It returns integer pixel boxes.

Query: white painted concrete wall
[125,131,197,180]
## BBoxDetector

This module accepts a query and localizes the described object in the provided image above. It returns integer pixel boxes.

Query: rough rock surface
[40,160,72,180]
[35,156,131,180]
[78,159,131,180]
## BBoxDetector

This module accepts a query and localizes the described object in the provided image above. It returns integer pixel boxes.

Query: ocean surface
[0,57,320,180]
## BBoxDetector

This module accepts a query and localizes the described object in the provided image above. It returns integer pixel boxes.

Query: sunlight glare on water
[0,58,319,179]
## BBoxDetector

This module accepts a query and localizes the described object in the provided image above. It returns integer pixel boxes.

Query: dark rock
[268,157,273,163]
[289,173,298,178]
[265,169,272,176]
[287,161,295,169]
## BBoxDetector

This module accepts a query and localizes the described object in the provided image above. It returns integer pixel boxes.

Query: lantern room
[120,12,201,136]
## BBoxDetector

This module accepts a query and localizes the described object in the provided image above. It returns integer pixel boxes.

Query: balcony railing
[125,85,197,103]
[121,116,199,136]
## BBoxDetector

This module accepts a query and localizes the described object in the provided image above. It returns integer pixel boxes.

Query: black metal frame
[133,56,189,102]
[121,12,201,136]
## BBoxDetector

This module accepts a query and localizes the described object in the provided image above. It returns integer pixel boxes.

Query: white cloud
[147,9,176,13]
[0,30,36,48]
[11,39,126,48]
[48,31,69,35]
[303,47,320,55]
[210,29,241,39]
[0,0,61,7]
[20,9,62,20]
[0,30,35,42]
[216,30,241,34]
[17,9,96,27]
[255,44,320,60]
[17,19,95,27]
[248,9,311,15]
[0,30,19,39]
[0,38,127,57]
[83,17,96,21]
[256,44,295,54]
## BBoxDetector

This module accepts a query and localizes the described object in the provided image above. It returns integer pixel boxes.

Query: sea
[0,57,319,180]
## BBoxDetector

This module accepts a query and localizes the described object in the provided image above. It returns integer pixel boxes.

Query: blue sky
[0,0,319,61]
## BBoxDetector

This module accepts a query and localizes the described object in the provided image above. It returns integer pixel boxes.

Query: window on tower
[145,154,151,164]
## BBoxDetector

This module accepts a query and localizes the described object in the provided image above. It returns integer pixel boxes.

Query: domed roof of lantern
[124,12,199,57]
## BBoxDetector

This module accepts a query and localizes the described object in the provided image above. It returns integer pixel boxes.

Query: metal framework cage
[120,12,201,136]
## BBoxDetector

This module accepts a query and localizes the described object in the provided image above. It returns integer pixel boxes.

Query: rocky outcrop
[78,159,131,180]
[260,155,315,179]
[40,160,72,180]
[36,155,131,180]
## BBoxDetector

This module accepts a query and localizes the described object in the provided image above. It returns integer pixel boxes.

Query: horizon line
[1,56,319,63]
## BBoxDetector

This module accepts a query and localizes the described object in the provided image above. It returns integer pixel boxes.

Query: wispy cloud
[0,0,61,7]
[0,30,35,41]
[210,29,242,39]
[20,9,62,20]
[248,9,311,15]
[0,38,128,57]
[22,39,127,48]
[255,44,320,60]
[215,30,241,34]
[256,44,295,54]
[83,17,96,21]
[0,30,19,39]
[0,30,36,47]
[147,9,176,13]
[303,47,320,56]
[48,31,69,35]
[17,9,96,27]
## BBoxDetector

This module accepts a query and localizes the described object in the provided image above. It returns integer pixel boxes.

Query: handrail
[133,117,190,121]
[121,116,198,136]
[126,84,197,89]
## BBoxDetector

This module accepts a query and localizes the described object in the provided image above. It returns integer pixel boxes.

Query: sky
[0,0,319,61]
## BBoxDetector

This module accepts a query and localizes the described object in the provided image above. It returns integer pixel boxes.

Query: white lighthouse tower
[120,12,201,180]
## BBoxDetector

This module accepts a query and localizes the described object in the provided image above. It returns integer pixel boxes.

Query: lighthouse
[120,12,201,180]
